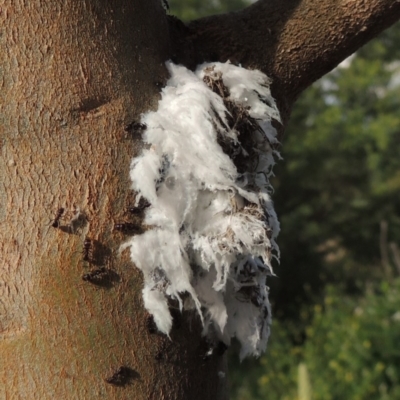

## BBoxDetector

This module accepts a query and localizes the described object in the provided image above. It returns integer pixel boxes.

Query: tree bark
[1,0,400,399]
[0,1,224,399]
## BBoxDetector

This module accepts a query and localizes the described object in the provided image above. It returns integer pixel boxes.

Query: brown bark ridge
[172,0,400,129]
[0,1,225,399]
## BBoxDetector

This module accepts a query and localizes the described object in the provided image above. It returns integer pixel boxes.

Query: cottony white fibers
[121,61,281,358]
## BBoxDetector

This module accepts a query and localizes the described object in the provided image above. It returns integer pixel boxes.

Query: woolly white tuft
[121,61,281,359]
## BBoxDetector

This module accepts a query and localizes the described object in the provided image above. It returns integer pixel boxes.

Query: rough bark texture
[0,1,224,399]
[1,0,400,399]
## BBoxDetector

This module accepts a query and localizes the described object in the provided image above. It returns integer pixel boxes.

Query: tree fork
[171,0,400,128]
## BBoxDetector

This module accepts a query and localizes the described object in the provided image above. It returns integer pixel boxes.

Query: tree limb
[171,0,400,126]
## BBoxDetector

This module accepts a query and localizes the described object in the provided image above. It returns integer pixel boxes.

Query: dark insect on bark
[124,122,147,139]
[114,222,140,234]
[126,197,150,215]
[82,267,109,285]
[215,341,228,356]
[146,314,158,334]
[126,206,144,215]
[82,237,92,262]
[82,265,120,288]
[105,366,130,386]
[51,207,65,228]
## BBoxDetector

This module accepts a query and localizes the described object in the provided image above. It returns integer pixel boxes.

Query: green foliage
[233,280,400,400]
[169,0,250,21]
[304,281,400,400]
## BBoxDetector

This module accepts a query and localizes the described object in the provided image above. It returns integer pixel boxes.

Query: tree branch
[175,0,400,126]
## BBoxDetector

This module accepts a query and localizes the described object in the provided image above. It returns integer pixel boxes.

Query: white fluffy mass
[121,61,281,358]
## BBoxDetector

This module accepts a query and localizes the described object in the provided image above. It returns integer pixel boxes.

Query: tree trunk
[1,0,400,399]
[0,1,225,399]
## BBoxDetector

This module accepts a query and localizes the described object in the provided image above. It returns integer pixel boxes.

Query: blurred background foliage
[169,0,400,398]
